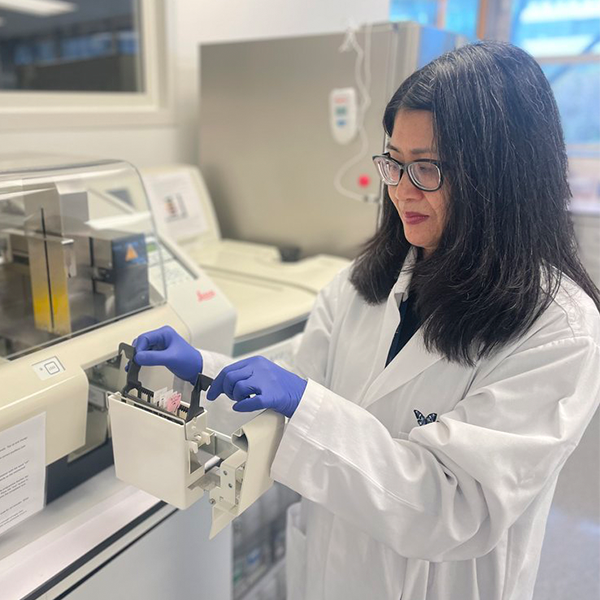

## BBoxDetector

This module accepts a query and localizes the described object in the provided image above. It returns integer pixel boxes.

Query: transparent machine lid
[0,155,167,360]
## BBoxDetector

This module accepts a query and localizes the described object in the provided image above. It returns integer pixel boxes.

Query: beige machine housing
[109,389,284,538]
[0,157,287,537]
[0,156,179,466]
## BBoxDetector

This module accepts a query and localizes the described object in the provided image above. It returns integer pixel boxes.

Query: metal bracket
[184,413,212,451]
[210,449,246,510]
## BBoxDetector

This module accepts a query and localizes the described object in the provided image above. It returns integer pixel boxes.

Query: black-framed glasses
[372,153,443,192]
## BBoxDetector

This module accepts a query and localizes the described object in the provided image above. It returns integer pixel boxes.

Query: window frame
[0,0,173,130]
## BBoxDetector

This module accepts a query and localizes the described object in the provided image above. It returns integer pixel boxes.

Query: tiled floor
[533,409,600,600]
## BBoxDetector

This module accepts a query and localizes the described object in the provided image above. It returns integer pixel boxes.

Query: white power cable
[333,23,378,203]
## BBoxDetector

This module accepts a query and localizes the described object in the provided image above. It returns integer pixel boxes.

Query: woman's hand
[133,325,203,384]
[206,356,307,418]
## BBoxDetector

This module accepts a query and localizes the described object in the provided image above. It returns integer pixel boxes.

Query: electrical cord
[333,23,379,204]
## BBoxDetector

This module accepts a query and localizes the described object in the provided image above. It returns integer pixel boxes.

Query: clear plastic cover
[0,155,167,360]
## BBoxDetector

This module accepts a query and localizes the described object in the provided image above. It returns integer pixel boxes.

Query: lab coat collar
[361,246,444,410]
[392,246,417,304]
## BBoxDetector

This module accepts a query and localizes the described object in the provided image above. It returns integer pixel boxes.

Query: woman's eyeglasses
[372,153,443,192]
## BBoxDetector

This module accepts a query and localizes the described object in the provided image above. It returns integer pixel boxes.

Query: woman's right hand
[133,325,203,385]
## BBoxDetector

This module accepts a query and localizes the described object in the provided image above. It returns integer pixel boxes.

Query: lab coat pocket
[285,501,307,600]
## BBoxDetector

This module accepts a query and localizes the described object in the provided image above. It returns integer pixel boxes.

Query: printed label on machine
[146,239,195,290]
[143,171,208,240]
[0,413,46,537]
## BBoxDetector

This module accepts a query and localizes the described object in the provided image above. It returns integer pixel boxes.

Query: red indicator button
[358,174,371,188]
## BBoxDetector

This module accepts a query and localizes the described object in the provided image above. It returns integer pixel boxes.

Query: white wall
[0,0,389,170]
[190,0,390,44]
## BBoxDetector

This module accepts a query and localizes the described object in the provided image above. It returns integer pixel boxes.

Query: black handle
[187,373,213,422]
[119,342,154,401]
[118,342,212,421]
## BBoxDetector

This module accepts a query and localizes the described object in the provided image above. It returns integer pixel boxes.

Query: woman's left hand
[206,356,307,418]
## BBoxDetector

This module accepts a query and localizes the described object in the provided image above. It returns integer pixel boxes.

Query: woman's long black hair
[350,40,600,365]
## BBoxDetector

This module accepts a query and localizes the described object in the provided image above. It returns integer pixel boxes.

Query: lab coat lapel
[360,247,444,410]
[366,287,407,390]
[362,331,444,410]
[364,248,416,388]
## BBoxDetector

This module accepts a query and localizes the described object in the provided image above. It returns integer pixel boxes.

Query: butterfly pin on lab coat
[414,409,437,426]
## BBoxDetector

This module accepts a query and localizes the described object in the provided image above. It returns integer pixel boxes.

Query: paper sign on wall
[0,414,46,537]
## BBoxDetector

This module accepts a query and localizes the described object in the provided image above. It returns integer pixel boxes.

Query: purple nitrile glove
[206,356,307,418]
[133,325,202,385]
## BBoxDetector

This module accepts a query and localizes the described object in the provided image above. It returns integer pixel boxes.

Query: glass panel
[541,61,600,145]
[0,156,166,360]
[0,0,143,92]
[511,0,600,57]
[569,154,600,212]
[390,0,439,27]
[390,0,479,38]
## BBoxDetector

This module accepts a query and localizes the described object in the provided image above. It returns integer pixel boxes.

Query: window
[542,61,600,144]
[390,0,600,148]
[510,0,600,146]
[0,0,143,92]
[0,0,170,128]
[390,0,481,39]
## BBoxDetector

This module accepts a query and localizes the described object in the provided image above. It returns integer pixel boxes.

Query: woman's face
[387,110,448,257]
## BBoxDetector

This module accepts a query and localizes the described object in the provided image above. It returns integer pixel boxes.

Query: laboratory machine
[0,154,244,506]
[109,341,285,539]
[0,155,284,546]
[96,163,350,356]
[198,22,465,259]
[140,164,350,296]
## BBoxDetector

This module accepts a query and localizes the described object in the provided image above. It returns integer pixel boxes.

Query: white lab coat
[202,248,600,600]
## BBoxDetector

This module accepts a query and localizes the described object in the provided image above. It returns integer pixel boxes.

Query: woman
[132,41,600,600]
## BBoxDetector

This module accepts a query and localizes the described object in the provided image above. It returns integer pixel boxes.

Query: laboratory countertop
[0,467,174,600]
